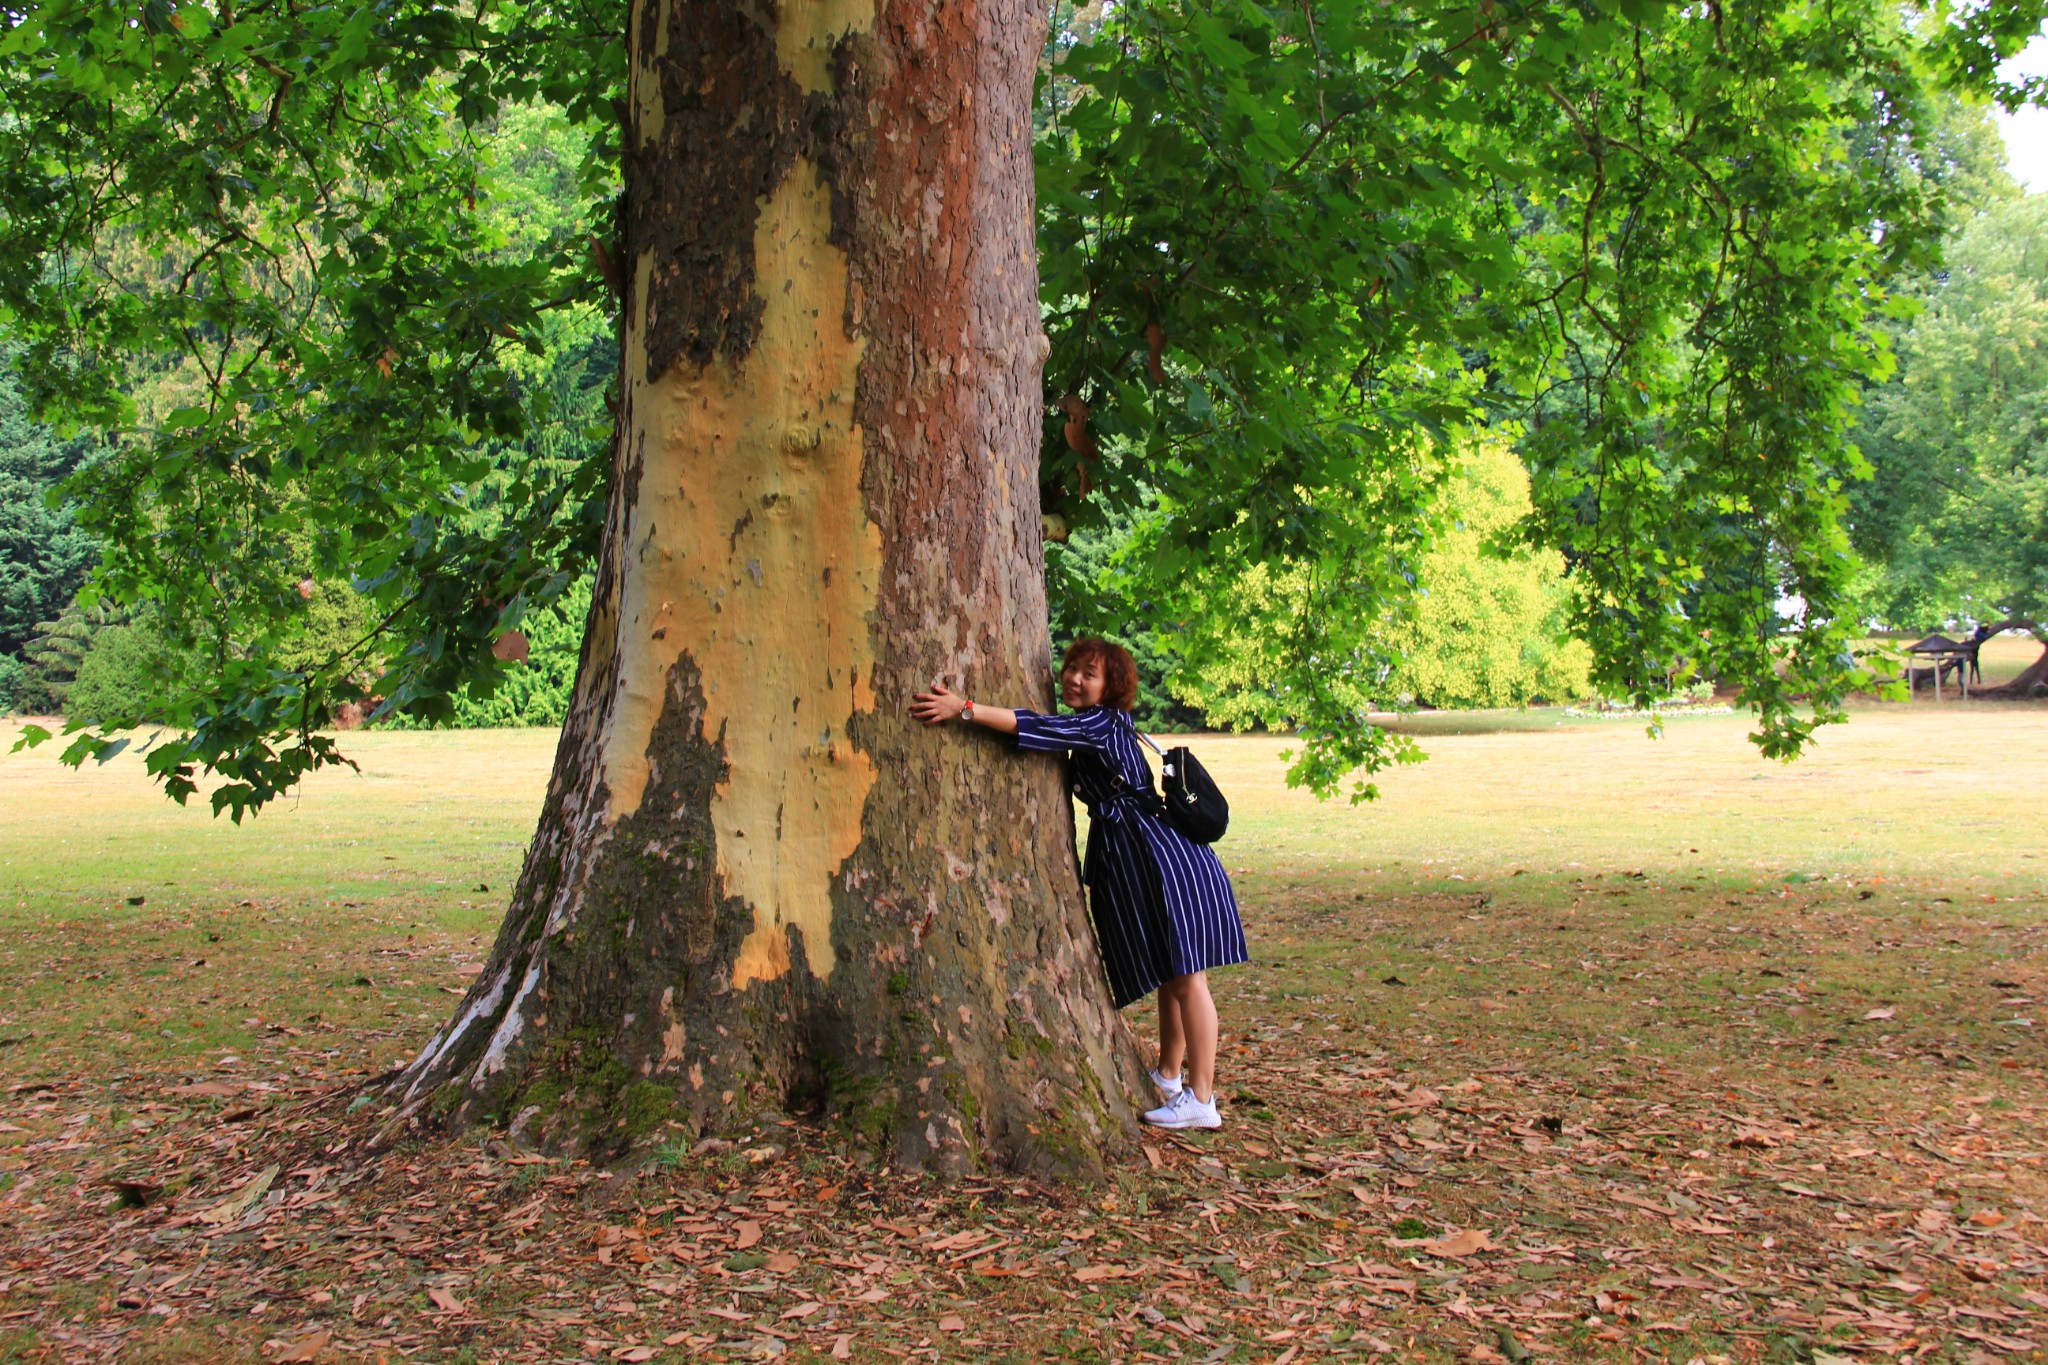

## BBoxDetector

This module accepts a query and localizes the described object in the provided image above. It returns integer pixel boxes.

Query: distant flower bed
[1563,702,1734,720]
[1559,681,1723,719]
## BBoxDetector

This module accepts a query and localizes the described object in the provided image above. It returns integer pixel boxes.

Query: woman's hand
[912,683,1019,734]
[910,681,968,726]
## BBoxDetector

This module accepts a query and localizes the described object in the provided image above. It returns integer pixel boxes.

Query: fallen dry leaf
[938,1315,966,1332]
[1386,1086,1442,1112]
[1421,1228,1498,1258]
[268,1328,331,1362]
[427,1286,466,1313]
[198,1163,278,1226]
[733,1219,762,1248]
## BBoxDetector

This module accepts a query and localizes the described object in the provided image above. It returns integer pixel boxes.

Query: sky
[1993,35,2048,190]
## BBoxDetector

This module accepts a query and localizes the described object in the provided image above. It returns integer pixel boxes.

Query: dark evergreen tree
[0,358,96,658]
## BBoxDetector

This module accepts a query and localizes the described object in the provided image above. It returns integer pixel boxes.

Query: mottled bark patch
[603,156,881,989]
[565,650,807,1138]
[627,0,871,380]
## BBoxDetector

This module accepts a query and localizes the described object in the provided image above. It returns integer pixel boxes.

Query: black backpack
[1131,723,1229,844]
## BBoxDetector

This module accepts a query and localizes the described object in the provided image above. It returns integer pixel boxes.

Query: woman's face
[1060,654,1107,709]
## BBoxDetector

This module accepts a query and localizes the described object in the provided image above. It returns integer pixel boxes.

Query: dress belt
[1089,789,1161,823]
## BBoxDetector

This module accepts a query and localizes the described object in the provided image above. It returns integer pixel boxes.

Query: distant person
[1968,623,1993,684]
[911,638,1248,1130]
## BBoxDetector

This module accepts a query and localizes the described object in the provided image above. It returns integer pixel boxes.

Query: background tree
[1128,444,1591,742]
[13,599,121,715]
[1387,445,1594,711]
[1850,193,2048,693]
[0,355,96,709]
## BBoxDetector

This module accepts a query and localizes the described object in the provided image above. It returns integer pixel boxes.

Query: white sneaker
[1148,1066,1184,1098]
[1142,1087,1221,1130]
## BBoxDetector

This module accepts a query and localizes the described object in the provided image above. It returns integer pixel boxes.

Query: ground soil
[0,707,2042,1362]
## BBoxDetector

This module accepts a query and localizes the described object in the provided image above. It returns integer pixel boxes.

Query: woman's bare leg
[1175,972,1219,1104]
[1157,988,1185,1078]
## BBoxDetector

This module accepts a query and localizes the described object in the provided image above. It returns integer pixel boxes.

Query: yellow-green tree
[1167,443,1589,730]
[1392,445,1593,710]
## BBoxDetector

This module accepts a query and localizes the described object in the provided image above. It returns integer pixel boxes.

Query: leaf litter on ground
[0,849,2044,1361]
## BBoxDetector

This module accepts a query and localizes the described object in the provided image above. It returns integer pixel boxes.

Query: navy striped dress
[1013,706,1249,1008]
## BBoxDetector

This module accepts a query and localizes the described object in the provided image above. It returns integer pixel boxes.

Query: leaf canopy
[0,0,2040,809]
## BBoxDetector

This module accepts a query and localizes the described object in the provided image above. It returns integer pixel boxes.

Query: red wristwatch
[959,699,976,722]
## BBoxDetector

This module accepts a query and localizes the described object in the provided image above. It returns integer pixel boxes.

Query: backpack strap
[1121,712,1167,757]
[1089,713,1165,807]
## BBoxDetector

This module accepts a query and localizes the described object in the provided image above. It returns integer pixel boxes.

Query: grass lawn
[0,700,2044,1363]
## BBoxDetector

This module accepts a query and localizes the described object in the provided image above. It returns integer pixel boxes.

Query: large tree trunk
[1972,620,2048,699]
[382,0,1148,1175]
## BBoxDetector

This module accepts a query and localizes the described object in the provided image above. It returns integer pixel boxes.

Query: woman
[910,638,1248,1130]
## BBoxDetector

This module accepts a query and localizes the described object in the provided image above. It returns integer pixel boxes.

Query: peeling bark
[386,0,1147,1175]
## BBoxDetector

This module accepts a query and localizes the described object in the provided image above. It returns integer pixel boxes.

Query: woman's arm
[911,683,1121,752]
[909,682,1018,734]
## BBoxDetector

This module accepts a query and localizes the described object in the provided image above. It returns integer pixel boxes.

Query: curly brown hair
[1061,637,1139,712]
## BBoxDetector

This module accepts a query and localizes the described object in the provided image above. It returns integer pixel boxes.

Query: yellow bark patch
[628,0,671,148]
[776,0,876,95]
[602,157,880,989]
